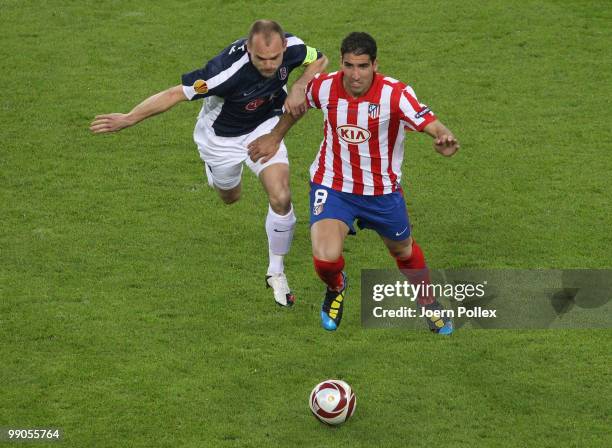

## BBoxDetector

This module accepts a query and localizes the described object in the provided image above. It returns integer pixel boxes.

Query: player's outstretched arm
[90,85,187,134]
[247,113,300,163]
[424,120,460,157]
[285,55,328,118]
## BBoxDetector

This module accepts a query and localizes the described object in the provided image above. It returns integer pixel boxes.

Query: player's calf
[260,163,292,215]
[393,241,453,335]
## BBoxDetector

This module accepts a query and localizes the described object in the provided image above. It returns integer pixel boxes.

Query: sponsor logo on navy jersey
[245,98,267,111]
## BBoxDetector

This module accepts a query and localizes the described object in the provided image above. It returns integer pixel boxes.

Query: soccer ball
[309,379,356,425]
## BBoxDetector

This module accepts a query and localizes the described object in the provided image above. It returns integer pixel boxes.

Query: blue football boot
[320,272,348,331]
[422,300,454,335]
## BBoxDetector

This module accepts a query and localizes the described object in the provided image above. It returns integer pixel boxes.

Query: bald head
[248,19,285,45]
[246,20,287,78]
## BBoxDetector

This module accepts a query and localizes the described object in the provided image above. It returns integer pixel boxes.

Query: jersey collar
[336,71,382,102]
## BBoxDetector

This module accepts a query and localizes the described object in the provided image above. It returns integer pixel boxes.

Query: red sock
[313,256,345,290]
[395,241,434,305]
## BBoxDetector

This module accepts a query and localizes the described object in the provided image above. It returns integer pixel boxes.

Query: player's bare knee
[390,246,412,260]
[313,246,342,262]
[268,189,292,215]
[388,240,413,259]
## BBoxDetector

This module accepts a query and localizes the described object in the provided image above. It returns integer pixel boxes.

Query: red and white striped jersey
[305,71,437,195]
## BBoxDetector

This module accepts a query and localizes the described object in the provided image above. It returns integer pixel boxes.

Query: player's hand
[284,86,308,119]
[433,134,460,157]
[90,113,134,134]
[247,133,281,163]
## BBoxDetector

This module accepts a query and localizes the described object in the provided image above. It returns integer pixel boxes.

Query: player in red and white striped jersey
[248,32,460,332]
[305,69,439,195]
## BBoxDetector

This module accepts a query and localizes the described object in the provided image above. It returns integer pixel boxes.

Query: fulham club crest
[278,66,288,81]
[368,103,380,119]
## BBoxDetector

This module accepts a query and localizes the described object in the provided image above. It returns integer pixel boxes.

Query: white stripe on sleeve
[206,53,250,90]
[286,36,305,47]
[183,85,197,100]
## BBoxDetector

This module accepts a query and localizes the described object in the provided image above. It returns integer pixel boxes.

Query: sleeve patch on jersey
[414,106,431,119]
[303,46,318,66]
[193,79,208,94]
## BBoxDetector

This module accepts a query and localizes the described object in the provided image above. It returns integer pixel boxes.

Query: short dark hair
[248,20,285,45]
[341,32,377,61]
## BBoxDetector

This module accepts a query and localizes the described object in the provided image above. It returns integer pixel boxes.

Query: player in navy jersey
[248,32,459,332]
[90,20,328,307]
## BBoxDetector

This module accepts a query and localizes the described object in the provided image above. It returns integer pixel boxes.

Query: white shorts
[194,116,289,190]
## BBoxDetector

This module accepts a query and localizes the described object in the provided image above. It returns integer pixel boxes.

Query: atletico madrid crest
[368,103,380,119]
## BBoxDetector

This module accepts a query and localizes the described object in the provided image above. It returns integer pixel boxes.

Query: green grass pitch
[1,1,611,446]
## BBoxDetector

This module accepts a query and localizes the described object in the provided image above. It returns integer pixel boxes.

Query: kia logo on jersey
[245,98,266,111]
[337,125,371,144]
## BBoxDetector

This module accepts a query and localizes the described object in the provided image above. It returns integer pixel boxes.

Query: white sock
[268,251,285,276]
[265,204,296,275]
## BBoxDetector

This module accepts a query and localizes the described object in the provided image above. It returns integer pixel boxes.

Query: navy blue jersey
[182,34,322,137]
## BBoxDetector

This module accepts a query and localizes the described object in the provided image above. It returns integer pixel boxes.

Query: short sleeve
[398,85,436,131]
[181,51,248,101]
[306,74,322,109]
[284,34,323,70]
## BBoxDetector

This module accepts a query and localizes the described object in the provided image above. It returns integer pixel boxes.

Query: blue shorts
[309,183,412,241]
